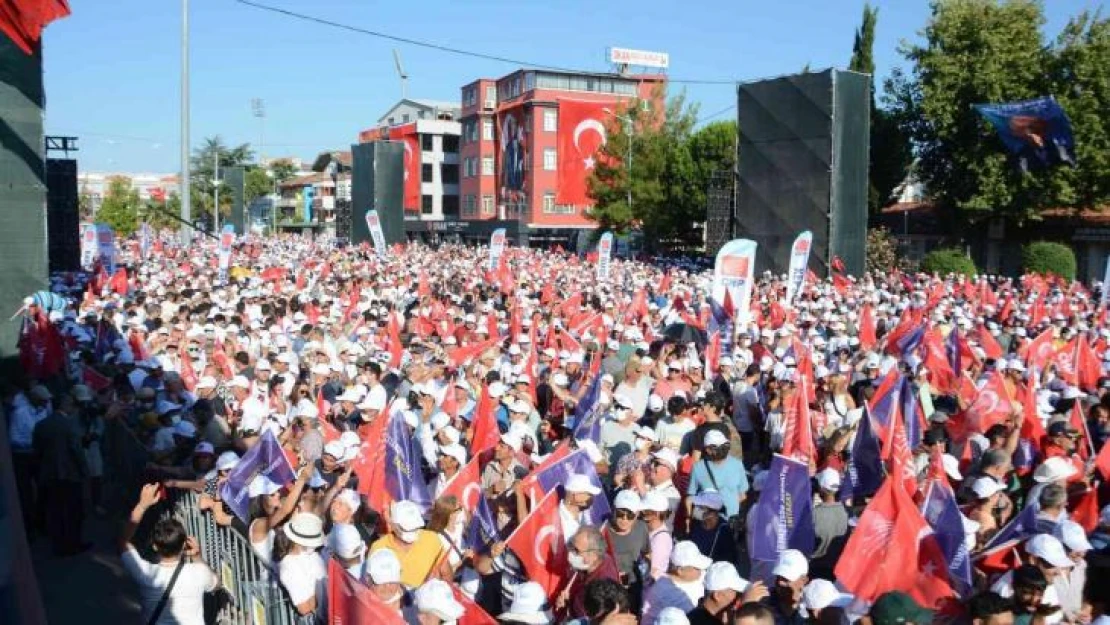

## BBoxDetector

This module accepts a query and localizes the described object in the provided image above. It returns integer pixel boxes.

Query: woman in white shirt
[119,484,219,625]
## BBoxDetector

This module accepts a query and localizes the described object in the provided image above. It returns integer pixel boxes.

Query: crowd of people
[6,233,1110,625]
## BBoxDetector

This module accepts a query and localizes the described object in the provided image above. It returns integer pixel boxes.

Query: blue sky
[43,0,1103,173]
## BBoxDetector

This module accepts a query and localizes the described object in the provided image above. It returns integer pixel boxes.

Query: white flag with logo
[489,228,507,270]
[365,210,387,257]
[596,232,614,280]
[713,239,758,326]
[80,223,97,269]
[784,230,812,308]
[218,225,235,282]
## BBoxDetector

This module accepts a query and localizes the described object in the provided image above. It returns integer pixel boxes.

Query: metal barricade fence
[165,491,299,625]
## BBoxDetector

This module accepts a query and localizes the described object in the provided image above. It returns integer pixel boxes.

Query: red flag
[555,99,610,205]
[558,329,583,354]
[657,270,672,296]
[1095,437,1110,480]
[835,461,954,606]
[451,583,497,625]
[858,304,877,350]
[82,366,112,392]
[441,456,483,513]
[18,313,64,380]
[1075,335,1101,392]
[387,312,403,369]
[921,329,956,394]
[211,345,234,379]
[355,404,394,512]
[1067,488,1099,533]
[781,376,816,464]
[178,347,198,392]
[965,370,1014,434]
[327,559,405,625]
[447,337,500,369]
[505,490,567,599]
[469,386,501,456]
[108,268,129,295]
[976,325,1004,361]
[0,0,70,55]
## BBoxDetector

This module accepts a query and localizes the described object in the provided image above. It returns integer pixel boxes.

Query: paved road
[30,511,140,624]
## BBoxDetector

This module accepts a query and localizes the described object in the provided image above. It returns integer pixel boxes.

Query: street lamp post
[603,108,634,213]
[213,151,220,232]
[180,0,191,245]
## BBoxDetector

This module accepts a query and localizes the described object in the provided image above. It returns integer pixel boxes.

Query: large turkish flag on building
[556,99,610,206]
[388,123,420,212]
[0,0,70,55]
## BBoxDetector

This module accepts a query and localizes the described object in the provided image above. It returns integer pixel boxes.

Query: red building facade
[459,70,665,246]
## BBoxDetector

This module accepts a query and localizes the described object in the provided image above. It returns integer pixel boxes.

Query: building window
[481,157,494,176]
[468,122,478,143]
[463,194,476,216]
[402,114,410,123]
[417,110,426,119]
[421,134,434,151]
[421,195,433,214]
[543,148,557,171]
[524,72,535,92]
[482,120,493,141]
[442,195,459,218]
[387,117,395,126]
[441,163,458,184]
[484,86,496,108]
[442,135,459,153]
[421,163,434,182]
[481,195,494,215]
[543,109,557,132]
[542,192,556,213]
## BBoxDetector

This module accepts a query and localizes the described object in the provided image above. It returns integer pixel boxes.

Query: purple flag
[840,404,883,500]
[946,326,962,375]
[899,376,924,450]
[571,375,604,444]
[465,494,500,551]
[896,326,925,358]
[534,448,611,525]
[384,411,432,510]
[219,429,295,522]
[747,454,814,564]
[922,482,973,596]
[982,501,1038,551]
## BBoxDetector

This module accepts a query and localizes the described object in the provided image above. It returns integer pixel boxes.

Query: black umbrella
[661,322,708,348]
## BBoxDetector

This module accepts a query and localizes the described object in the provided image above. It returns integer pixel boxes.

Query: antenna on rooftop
[393,49,408,99]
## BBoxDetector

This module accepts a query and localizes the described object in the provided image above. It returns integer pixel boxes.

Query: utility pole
[213,151,220,231]
[180,0,191,245]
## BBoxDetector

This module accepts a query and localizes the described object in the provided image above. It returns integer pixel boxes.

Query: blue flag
[219,429,295,522]
[465,494,500,551]
[868,372,901,433]
[974,97,1077,172]
[747,454,814,564]
[384,411,432,511]
[707,297,734,355]
[946,326,962,376]
[534,448,611,525]
[840,405,884,501]
[982,501,1038,551]
[896,326,925,359]
[900,376,924,450]
[922,482,973,596]
[571,375,604,444]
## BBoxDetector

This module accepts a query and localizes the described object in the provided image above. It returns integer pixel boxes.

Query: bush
[921,248,977,277]
[1022,241,1076,281]
[866,226,914,273]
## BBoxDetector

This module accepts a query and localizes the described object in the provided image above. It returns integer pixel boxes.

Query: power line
[233,0,738,86]
[695,104,737,125]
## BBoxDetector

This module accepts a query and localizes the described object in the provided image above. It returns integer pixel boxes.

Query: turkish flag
[835,461,955,607]
[1095,437,1110,480]
[505,490,567,599]
[921,329,956,394]
[1067,488,1099,532]
[451,583,498,625]
[1020,328,1057,371]
[441,455,483,513]
[388,123,421,212]
[327,559,405,625]
[1074,335,1101,392]
[976,325,1004,361]
[556,99,610,206]
[782,375,816,464]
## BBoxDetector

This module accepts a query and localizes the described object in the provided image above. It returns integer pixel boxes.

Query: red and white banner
[489,228,506,270]
[385,122,420,213]
[365,210,387,257]
[713,239,758,326]
[784,231,812,307]
[556,99,610,206]
[597,231,614,279]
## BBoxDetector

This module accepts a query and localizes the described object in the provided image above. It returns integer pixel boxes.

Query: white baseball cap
[437,443,467,466]
[390,500,425,532]
[802,579,853,612]
[656,607,691,625]
[651,448,679,471]
[670,540,712,570]
[1053,520,1093,554]
[215,451,240,471]
[366,549,401,584]
[1034,457,1079,483]
[971,477,1005,499]
[692,491,725,511]
[1025,534,1074,569]
[565,473,601,495]
[327,523,366,560]
[816,468,841,492]
[613,490,642,513]
[703,430,729,447]
[414,579,465,622]
[704,561,749,593]
[773,548,809,582]
[640,491,670,513]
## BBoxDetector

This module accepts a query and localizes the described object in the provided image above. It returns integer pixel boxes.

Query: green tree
[245,166,272,204]
[885,0,1060,221]
[587,92,702,251]
[142,192,182,232]
[270,158,298,183]
[95,176,140,236]
[850,2,913,213]
[686,120,738,226]
[190,136,256,219]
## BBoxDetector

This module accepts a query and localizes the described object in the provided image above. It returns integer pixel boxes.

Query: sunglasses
[614,509,636,520]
